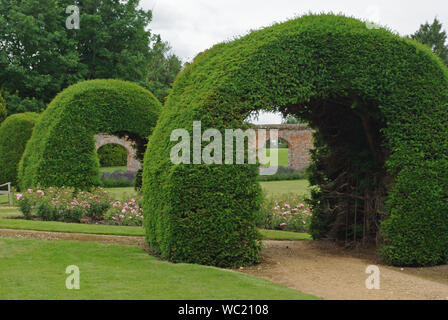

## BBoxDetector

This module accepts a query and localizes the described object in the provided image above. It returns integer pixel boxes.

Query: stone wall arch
[255,124,313,170]
[94,134,142,172]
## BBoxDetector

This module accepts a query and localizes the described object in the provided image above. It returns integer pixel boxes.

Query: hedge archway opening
[143,14,448,267]
[19,79,161,190]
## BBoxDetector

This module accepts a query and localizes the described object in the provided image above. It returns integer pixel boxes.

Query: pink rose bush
[15,186,114,222]
[257,193,312,233]
[104,198,144,226]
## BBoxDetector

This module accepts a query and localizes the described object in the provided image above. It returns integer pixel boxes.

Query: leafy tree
[411,18,448,65]
[145,35,183,102]
[0,0,83,113]
[0,0,181,114]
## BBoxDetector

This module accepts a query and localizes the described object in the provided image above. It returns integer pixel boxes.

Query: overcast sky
[140,0,448,123]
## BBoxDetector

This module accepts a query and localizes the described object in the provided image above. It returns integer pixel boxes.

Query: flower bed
[256,193,312,233]
[15,186,143,226]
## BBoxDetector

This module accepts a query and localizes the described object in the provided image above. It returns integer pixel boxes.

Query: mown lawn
[0,238,318,300]
[261,148,289,167]
[0,213,310,241]
[105,180,311,200]
[99,166,127,173]
[260,180,310,196]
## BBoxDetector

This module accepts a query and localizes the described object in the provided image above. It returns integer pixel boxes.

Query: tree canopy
[411,18,448,65]
[0,0,181,114]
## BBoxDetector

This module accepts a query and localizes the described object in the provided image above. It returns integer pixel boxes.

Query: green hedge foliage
[98,144,128,167]
[143,14,448,267]
[18,79,161,190]
[0,93,7,124]
[0,112,40,186]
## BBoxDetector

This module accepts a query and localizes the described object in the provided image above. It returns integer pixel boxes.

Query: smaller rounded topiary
[97,144,128,167]
[0,112,40,186]
[0,93,7,124]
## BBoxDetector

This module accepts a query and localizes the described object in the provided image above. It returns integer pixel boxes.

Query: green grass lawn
[0,193,11,206]
[262,148,289,167]
[0,237,318,300]
[104,187,138,200]
[260,180,310,196]
[0,214,310,241]
[100,166,127,173]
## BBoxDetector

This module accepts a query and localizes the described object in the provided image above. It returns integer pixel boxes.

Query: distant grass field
[260,180,310,196]
[100,166,127,173]
[262,148,289,167]
[0,238,317,300]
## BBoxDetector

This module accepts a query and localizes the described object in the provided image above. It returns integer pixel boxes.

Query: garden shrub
[98,144,128,167]
[105,197,144,226]
[16,186,113,223]
[256,192,312,233]
[143,14,448,267]
[0,112,40,186]
[100,170,136,188]
[18,79,161,190]
[0,93,6,124]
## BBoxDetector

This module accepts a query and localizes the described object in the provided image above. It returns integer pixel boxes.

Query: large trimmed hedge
[19,80,161,190]
[143,14,448,267]
[0,112,40,186]
[0,93,7,124]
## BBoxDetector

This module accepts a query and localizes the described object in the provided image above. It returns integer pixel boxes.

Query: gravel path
[2,228,448,299]
[0,228,147,247]
[238,240,448,300]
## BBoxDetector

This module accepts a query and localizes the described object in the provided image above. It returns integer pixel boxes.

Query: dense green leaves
[97,144,127,167]
[0,0,181,114]
[143,14,448,267]
[0,93,6,124]
[411,18,448,65]
[18,79,161,190]
[0,112,39,186]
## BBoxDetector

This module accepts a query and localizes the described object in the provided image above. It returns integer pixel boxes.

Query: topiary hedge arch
[0,112,40,186]
[143,14,448,267]
[19,79,162,190]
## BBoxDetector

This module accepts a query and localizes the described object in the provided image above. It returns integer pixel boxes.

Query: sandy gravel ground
[0,228,147,248]
[2,229,448,300]
[238,240,448,300]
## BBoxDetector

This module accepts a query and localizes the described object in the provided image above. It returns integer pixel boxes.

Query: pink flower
[285,204,290,209]
[298,203,305,208]
[122,209,126,213]
[16,193,23,200]
[27,189,33,193]
[280,223,287,227]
